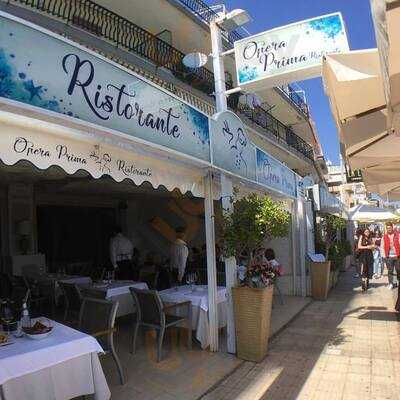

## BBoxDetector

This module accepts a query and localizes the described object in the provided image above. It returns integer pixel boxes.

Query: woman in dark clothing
[396,285,400,313]
[354,228,364,278]
[357,228,375,291]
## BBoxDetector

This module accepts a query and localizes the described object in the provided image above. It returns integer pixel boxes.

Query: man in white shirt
[110,226,134,280]
[170,227,189,284]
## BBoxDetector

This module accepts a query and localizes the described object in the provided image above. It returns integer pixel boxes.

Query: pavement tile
[197,272,398,400]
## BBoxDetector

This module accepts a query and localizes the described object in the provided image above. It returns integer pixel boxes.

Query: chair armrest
[92,327,117,338]
[163,300,191,313]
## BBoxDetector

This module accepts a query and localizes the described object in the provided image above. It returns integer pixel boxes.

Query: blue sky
[208,0,377,164]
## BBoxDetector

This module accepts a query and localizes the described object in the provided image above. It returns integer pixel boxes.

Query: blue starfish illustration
[23,79,43,100]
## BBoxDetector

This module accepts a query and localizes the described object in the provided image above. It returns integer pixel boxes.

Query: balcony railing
[4,0,314,162]
[171,0,243,46]
[235,103,314,161]
[9,0,232,94]
[279,85,309,118]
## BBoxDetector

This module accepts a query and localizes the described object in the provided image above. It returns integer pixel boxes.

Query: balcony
[234,103,314,161]
[169,0,243,46]
[171,0,309,118]
[2,0,314,162]
[278,85,309,118]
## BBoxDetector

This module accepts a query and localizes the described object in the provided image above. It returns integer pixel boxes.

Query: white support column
[291,200,298,296]
[297,198,307,297]
[204,170,219,351]
[221,174,237,354]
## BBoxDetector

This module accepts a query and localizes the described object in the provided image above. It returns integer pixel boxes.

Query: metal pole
[204,170,219,351]
[210,21,227,112]
[210,19,236,354]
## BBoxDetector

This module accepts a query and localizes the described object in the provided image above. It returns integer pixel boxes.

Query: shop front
[0,10,308,358]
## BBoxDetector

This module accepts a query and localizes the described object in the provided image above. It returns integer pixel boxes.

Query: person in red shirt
[380,223,400,290]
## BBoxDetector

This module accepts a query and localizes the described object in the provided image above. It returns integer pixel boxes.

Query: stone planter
[232,285,274,362]
[310,261,331,300]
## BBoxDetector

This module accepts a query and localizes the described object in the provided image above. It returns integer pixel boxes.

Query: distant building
[325,163,368,209]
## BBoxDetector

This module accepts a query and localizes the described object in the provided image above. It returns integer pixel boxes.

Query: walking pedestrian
[353,228,363,278]
[357,228,375,291]
[373,229,383,279]
[396,283,400,313]
[380,222,400,290]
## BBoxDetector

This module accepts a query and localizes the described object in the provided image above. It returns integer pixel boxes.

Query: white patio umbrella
[322,50,392,171]
[348,204,398,222]
[370,0,400,132]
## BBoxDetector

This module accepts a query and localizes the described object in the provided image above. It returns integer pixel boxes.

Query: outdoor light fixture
[216,9,251,31]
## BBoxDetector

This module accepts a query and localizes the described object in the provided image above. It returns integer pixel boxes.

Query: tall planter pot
[232,285,274,362]
[310,261,331,300]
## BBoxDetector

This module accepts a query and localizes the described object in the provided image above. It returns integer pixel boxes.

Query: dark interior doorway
[37,205,116,272]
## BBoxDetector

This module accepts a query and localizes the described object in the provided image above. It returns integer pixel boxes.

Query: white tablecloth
[80,281,148,316]
[159,285,228,349]
[0,320,110,400]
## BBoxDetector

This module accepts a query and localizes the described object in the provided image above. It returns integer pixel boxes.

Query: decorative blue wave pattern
[308,14,343,39]
[0,44,77,117]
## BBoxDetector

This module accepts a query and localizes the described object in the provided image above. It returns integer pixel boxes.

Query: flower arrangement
[245,258,281,288]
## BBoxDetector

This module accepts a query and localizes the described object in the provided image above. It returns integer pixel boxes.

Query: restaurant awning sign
[256,148,297,198]
[210,110,256,181]
[234,12,349,90]
[0,13,210,162]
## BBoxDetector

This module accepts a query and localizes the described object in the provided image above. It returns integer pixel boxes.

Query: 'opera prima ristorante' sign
[234,13,349,89]
[0,13,210,162]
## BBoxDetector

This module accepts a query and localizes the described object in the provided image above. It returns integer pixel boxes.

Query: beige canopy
[322,50,391,170]
[370,0,400,129]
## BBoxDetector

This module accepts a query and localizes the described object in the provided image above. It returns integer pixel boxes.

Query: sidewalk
[200,271,400,400]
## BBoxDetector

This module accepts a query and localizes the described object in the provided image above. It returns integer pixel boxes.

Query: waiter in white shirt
[170,227,189,284]
[110,226,133,280]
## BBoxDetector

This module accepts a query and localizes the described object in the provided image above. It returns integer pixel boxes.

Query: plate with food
[0,332,13,346]
[23,320,53,340]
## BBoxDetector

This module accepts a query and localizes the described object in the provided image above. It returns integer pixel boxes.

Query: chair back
[81,287,107,300]
[79,298,118,344]
[129,288,165,327]
[59,282,82,312]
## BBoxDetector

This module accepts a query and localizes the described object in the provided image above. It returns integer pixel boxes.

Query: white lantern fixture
[182,52,208,69]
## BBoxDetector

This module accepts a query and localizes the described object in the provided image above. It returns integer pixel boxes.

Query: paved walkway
[201,271,400,400]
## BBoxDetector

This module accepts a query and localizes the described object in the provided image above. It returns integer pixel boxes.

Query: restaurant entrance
[37,205,116,275]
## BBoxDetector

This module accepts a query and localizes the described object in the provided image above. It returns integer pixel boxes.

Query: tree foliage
[318,214,347,259]
[220,193,291,260]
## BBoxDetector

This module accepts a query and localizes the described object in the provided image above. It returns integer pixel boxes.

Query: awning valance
[0,111,206,197]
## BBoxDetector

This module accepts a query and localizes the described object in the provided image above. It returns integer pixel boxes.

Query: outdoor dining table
[0,319,110,400]
[79,280,148,316]
[158,285,228,349]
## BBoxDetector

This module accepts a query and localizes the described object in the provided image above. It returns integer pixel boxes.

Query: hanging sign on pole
[234,12,349,90]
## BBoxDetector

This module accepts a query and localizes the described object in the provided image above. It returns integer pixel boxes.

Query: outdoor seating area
[0,252,306,399]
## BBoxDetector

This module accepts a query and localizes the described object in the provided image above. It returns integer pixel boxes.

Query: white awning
[370,0,400,130]
[322,50,391,170]
[0,110,207,197]
[347,203,398,222]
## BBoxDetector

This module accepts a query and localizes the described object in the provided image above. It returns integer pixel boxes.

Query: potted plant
[220,193,290,362]
[312,215,346,299]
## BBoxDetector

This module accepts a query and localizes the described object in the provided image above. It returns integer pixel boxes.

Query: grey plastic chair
[80,287,107,300]
[79,298,124,385]
[129,287,192,362]
[59,282,82,322]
